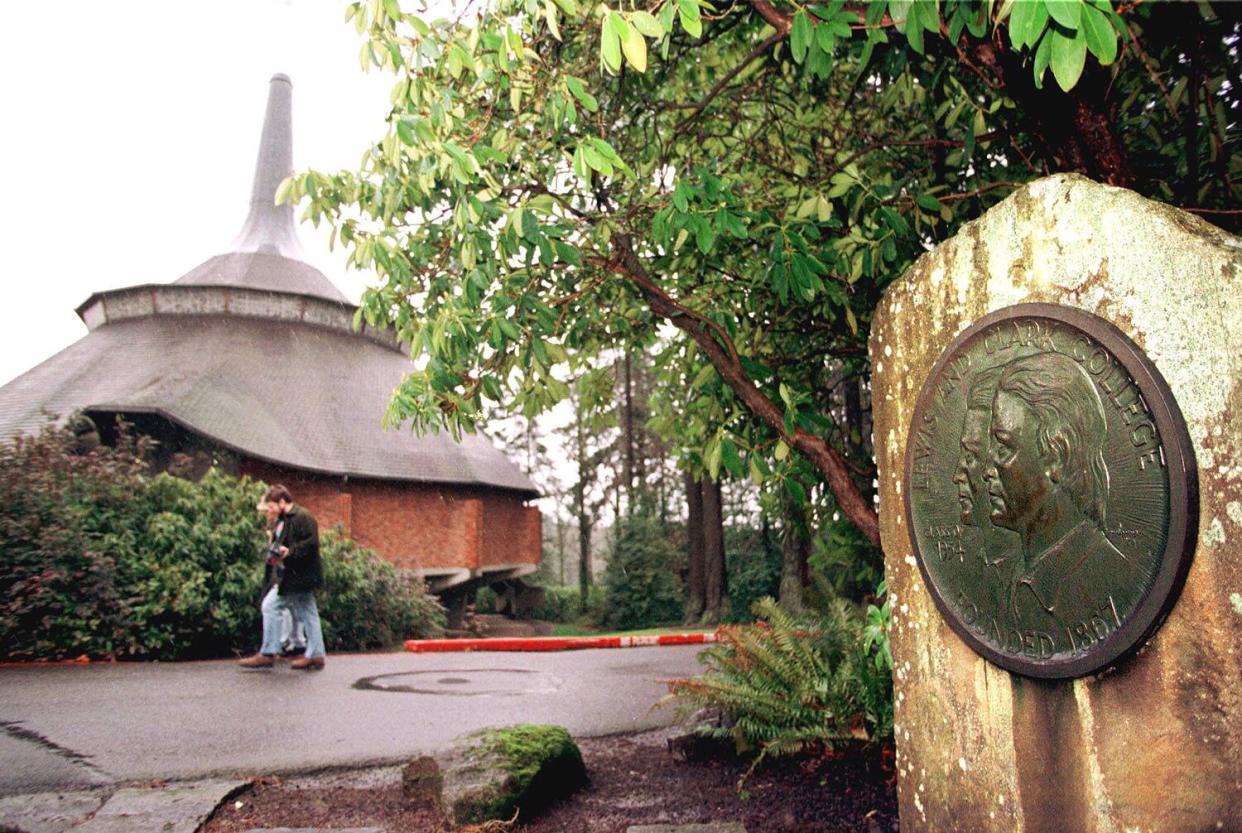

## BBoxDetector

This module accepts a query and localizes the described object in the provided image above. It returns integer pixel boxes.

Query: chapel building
[0,75,541,620]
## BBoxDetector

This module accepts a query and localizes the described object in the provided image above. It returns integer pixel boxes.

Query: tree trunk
[968,40,1133,187]
[622,354,635,512]
[778,496,807,614]
[578,510,593,611]
[684,469,706,624]
[574,403,593,610]
[701,477,728,624]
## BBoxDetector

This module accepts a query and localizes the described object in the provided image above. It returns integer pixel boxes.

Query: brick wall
[239,459,540,572]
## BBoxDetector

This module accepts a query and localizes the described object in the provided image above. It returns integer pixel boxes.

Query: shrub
[724,524,782,623]
[666,593,894,766]
[0,424,155,660]
[809,514,885,603]
[0,422,444,660]
[319,528,445,649]
[599,512,685,630]
[522,585,581,623]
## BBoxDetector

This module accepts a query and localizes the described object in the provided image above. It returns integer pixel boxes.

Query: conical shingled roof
[173,74,348,304]
[0,75,537,497]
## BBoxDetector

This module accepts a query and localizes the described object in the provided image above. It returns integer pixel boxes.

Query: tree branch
[672,32,783,137]
[607,233,881,547]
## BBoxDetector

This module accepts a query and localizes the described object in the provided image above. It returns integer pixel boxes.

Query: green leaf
[618,18,648,72]
[274,176,294,206]
[499,319,522,340]
[544,0,562,40]
[1009,0,1049,49]
[1033,28,1053,87]
[904,4,925,53]
[695,223,716,254]
[791,11,812,63]
[916,193,943,211]
[1007,0,1032,47]
[678,0,702,39]
[816,19,838,55]
[601,13,623,73]
[1044,0,1081,31]
[631,10,664,38]
[721,439,744,478]
[566,76,600,112]
[396,119,415,146]
[1079,2,1117,64]
[692,363,716,389]
[785,478,806,504]
[888,0,912,31]
[749,456,766,486]
[1049,25,1087,91]
[554,241,583,266]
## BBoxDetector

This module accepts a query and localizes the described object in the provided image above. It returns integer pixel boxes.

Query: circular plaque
[904,304,1197,678]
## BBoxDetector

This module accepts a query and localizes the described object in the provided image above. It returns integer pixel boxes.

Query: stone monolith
[870,174,1240,833]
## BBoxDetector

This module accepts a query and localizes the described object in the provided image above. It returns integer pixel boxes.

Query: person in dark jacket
[258,499,305,655]
[239,485,326,670]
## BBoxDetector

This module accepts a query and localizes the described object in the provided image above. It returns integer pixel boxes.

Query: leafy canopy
[289,0,1238,544]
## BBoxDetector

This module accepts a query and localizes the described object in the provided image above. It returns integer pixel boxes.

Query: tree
[564,372,616,605]
[292,0,1238,547]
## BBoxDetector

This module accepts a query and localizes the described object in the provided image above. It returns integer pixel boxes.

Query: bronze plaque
[904,304,1197,678]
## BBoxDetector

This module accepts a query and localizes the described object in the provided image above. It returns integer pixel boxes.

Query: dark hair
[264,484,294,504]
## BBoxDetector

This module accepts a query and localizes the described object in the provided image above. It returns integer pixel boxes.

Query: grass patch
[549,624,718,638]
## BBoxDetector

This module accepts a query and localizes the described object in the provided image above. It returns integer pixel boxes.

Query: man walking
[239,485,327,670]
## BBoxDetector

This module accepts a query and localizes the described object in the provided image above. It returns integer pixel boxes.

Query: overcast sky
[0,1,413,386]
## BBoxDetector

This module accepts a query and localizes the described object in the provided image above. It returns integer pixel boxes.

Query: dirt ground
[202,726,899,833]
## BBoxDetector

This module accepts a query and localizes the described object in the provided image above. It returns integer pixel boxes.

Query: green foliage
[0,422,442,660]
[105,467,272,659]
[724,524,782,623]
[808,513,885,602]
[523,584,590,623]
[298,0,1235,553]
[863,579,893,673]
[319,528,446,650]
[666,595,892,763]
[0,422,155,660]
[600,512,685,629]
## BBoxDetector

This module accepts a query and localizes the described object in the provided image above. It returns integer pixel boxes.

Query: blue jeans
[261,589,326,659]
[261,586,306,650]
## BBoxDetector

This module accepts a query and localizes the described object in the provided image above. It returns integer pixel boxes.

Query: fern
[666,594,892,768]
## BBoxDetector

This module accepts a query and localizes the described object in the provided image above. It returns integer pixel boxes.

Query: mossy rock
[403,724,587,825]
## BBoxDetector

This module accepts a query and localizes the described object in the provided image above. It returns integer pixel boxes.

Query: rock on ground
[402,724,587,825]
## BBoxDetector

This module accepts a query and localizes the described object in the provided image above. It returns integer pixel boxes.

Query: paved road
[0,646,704,797]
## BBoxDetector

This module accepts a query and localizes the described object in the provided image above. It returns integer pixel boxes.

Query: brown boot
[238,653,276,669]
[290,656,325,670]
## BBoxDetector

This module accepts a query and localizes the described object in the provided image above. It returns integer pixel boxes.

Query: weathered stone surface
[0,790,104,833]
[400,755,442,804]
[403,724,587,825]
[73,779,250,833]
[870,174,1241,833]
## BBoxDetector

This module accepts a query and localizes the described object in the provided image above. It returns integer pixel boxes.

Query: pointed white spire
[230,73,304,258]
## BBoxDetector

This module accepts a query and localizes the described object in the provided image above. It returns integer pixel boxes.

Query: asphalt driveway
[0,645,705,796]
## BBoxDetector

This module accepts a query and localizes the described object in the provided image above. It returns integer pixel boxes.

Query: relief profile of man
[982,352,1147,635]
[954,366,1002,530]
